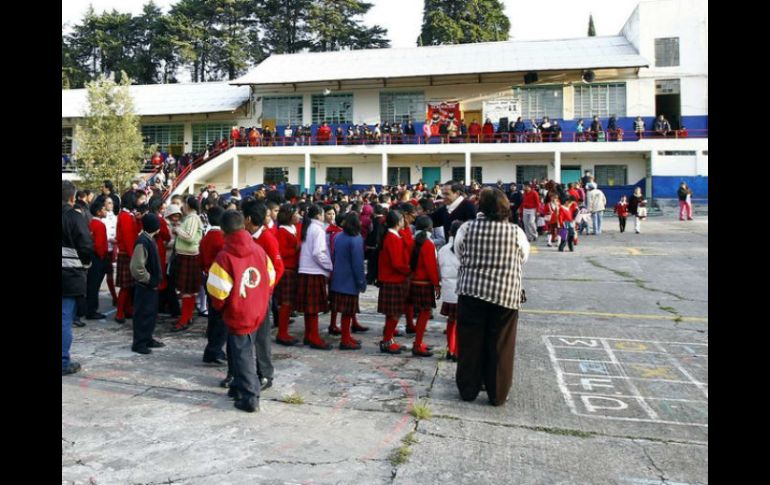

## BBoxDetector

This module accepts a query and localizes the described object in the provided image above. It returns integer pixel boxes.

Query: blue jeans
[591,211,603,234]
[62,297,76,370]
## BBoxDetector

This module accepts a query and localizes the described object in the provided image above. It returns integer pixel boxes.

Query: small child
[574,206,591,237]
[614,196,630,233]
[408,216,440,357]
[559,197,578,252]
[207,210,275,413]
[437,221,462,361]
[129,213,165,354]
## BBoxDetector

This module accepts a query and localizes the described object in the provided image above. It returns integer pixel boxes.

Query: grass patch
[673,316,684,323]
[410,401,432,420]
[529,426,594,438]
[282,393,305,404]
[390,443,412,466]
[402,431,417,446]
[659,305,677,313]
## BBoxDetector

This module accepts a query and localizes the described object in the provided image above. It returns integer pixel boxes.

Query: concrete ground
[62,212,707,485]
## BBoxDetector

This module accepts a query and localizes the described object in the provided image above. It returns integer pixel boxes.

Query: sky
[62,0,641,45]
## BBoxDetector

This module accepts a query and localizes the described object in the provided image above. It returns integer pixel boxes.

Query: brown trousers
[456,295,519,406]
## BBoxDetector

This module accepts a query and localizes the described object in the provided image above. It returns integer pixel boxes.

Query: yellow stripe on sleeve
[207,262,234,301]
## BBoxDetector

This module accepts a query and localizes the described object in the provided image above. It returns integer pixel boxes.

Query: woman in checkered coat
[171,196,204,331]
[377,210,412,354]
[296,204,335,350]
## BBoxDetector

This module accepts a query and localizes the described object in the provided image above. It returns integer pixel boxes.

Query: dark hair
[171,194,184,204]
[76,190,88,200]
[136,203,149,214]
[148,196,164,214]
[89,198,105,217]
[284,185,298,201]
[185,196,199,213]
[266,200,279,211]
[266,189,283,205]
[323,204,335,214]
[301,203,324,241]
[478,188,510,222]
[277,203,296,226]
[410,215,433,270]
[399,202,415,215]
[207,206,225,227]
[342,211,361,236]
[122,190,136,211]
[418,198,434,213]
[221,210,245,234]
[62,180,77,204]
[103,180,114,193]
[377,209,403,251]
[242,199,268,227]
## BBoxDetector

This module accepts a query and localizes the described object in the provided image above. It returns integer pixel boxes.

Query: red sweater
[614,203,630,217]
[277,225,301,270]
[253,226,285,285]
[411,238,439,285]
[399,228,415,253]
[207,230,274,335]
[326,224,343,253]
[545,202,564,227]
[156,217,171,290]
[378,231,411,283]
[199,229,225,275]
[116,209,138,256]
[521,190,541,210]
[89,218,108,259]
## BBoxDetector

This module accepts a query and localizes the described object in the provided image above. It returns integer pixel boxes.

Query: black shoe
[446,352,457,362]
[227,386,241,399]
[260,377,273,390]
[351,323,369,333]
[220,376,233,388]
[203,356,227,366]
[62,361,82,376]
[339,340,362,350]
[234,399,259,413]
[148,339,165,348]
[309,340,332,350]
[170,323,191,333]
[379,340,402,354]
[276,336,299,346]
[72,319,86,328]
[115,317,126,324]
[132,346,152,355]
[86,313,106,320]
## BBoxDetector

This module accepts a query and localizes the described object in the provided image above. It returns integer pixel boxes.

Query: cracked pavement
[63,212,707,484]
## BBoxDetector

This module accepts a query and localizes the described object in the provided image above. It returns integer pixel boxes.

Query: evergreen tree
[588,14,596,37]
[307,0,389,52]
[419,0,510,45]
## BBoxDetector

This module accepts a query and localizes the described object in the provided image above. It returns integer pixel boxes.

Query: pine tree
[419,0,510,45]
[588,14,596,37]
[307,0,389,52]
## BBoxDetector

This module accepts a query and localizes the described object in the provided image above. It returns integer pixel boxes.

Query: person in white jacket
[586,183,607,235]
[438,221,463,361]
[297,204,335,350]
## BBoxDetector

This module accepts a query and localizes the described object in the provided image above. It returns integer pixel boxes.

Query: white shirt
[102,212,118,252]
[446,195,465,215]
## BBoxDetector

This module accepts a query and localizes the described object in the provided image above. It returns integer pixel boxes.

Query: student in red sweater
[275,204,302,345]
[200,206,227,365]
[207,210,275,413]
[614,195,630,233]
[115,191,139,323]
[324,206,344,335]
[86,199,109,320]
[409,216,441,357]
[399,203,418,335]
[544,192,564,248]
[149,198,171,295]
[377,210,412,354]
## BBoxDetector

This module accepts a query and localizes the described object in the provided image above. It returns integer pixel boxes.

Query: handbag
[637,207,648,218]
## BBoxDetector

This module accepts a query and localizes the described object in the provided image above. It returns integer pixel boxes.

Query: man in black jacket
[433,181,477,238]
[62,180,93,375]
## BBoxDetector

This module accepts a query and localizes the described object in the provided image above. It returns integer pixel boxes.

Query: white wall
[651,152,700,176]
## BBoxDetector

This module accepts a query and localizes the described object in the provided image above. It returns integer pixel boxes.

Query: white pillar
[381,152,388,187]
[554,151,561,183]
[647,150,655,202]
[304,152,311,191]
[232,154,239,189]
[465,151,471,185]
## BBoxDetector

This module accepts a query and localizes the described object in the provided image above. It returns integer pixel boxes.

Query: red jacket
[568,188,582,202]
[482,122,495,135]
[614,203,630,218]
[200,228,225,275]
[317,125,331,142]
[253,226,285,285]
[468,122,481,137]
[326,224,343,253]
[378,231,411,283]
[545,202,564,227]
[116,209,138,256]
[89,218,108,259]
[399,227,415,253]
[207,230,275,335]
[411,238,439,285]
[521,190,541,210]
[277,225,301,270]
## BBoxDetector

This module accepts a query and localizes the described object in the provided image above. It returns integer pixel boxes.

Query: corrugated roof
[231,36,648,86]
[62,82,250,119]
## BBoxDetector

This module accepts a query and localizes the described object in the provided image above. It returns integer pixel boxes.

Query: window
[262,96,303,126]
[312,94,353,124]
[516,165,547,183]
[594,165,627,186]
[452,167,482,184]
[388,167,411,186]
[62,127,73,156]
[655,37,680,67]
[192,122,234,152]
[574,83,626,118]
[380,92,425,124]
[263,167,287,184]
[512,86,563,119]
[141,124,184,152]
[326,167,353,185]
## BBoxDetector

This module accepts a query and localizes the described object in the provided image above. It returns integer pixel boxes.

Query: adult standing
[433,181,476,239]
[519,183,540,242]
[677,182,693,221]
[454,188,530,406]
[63,180,93,375]
[586,183,607,235]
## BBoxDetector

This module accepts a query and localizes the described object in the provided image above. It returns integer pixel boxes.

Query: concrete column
[304,152,311,190]
[381,152,388,187]
[647,150,655,202]
[465,151,472,185]
[232,154,239,189]
[554,151,561,183]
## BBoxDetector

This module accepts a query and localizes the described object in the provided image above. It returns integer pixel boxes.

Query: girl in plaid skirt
[275,204,302,345]
[377,210,412,354]
[172,196,204,331]
[408,216,440,357]
[115,191,139,322]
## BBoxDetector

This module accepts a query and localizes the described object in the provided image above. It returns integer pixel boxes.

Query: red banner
[427,102,461,123]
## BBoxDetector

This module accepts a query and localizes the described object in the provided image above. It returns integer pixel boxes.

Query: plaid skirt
[409,283,437,311]
[295,273,329,314]
[274,269,297,306]
[378,281,408,316]
[116,253,133,288]
[174,254,202,295]
[440,302,458,321]
[331,292,360,316]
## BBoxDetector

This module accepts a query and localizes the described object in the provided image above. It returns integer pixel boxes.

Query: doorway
[561,165,582,184]
[655,79,681,129]
[421,167,441,187]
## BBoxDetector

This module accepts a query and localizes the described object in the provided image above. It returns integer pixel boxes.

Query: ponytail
[301,203,323,241]
[377,209,402,251]
[410,215,433,271]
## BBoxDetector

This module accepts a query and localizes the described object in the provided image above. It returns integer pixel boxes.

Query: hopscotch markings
[543,335,708,427]
[551,345,707,357]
